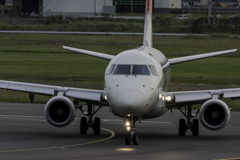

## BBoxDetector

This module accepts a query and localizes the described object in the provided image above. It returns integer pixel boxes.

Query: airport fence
[0,16,239,34]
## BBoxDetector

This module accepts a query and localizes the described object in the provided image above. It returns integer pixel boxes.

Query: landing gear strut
[177,104,199,136]
[124,116,140,145]
[78,101,102,135]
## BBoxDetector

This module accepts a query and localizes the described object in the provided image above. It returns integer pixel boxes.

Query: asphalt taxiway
[0,102,240,160]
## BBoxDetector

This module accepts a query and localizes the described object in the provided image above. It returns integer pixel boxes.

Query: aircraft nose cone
[120,89,140,101]
[116,89,142,115]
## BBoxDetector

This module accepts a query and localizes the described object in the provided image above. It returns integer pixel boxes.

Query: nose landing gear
[124,116,140,145]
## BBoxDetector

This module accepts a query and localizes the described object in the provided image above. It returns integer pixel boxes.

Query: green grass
[0,33,239,84]
[0,33,240,109]
[171,57,240,86]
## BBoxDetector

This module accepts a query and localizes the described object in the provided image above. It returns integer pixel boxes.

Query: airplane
[0,0,239,146]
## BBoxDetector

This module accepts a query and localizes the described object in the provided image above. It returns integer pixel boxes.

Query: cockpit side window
[107,64,116,75]
[132,65,150,75]
[113,65,131,75]
[149,65,159,76]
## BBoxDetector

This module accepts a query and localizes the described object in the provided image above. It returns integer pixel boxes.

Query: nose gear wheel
[125,133,131,145]
[124,116,139,145]
[132,133,139,145]
[125,133,139,145]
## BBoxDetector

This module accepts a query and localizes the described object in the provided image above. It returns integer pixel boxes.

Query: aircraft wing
[169,49,237,65]
[63,46,115,60]
[165,88,240,107]
[0,80,107,104]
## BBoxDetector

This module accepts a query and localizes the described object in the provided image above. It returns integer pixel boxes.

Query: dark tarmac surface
[0,102,240,160]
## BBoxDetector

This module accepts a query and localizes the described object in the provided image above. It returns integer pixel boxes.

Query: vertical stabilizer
[143,0,153,47]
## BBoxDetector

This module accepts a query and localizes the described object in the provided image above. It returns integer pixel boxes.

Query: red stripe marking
[145,0,152,19]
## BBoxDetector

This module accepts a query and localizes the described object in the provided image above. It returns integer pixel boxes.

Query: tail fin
[143,0,153,47]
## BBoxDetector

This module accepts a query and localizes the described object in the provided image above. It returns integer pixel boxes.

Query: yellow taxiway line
[0,117,115,153]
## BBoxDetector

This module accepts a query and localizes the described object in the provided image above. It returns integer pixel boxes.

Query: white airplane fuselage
[104,46,171,119]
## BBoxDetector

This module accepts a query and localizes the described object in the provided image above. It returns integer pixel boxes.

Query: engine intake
[199,99,230,131]
[44,96,76,127]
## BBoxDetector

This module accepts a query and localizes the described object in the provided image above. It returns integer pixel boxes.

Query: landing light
[159,94,162,99]
[126,127,131,131]
[162,97,165,101]
[104,95,107,100]
[126,122,130,127]
[165,96,172,101]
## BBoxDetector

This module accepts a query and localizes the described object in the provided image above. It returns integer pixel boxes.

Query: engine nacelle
[44,96,76,127]
[199,99,230,131]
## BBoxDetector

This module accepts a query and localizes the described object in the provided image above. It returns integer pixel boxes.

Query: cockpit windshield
[113,65,131,75]
[149,65,159,76]
[112,64,153,76]
[132,65,150,75]
[107,64,116,75]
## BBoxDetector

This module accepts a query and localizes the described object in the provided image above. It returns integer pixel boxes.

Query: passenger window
[113,65,131,75]
[149,65,159,76]
[132,65,150,75]
[107,64,116,75]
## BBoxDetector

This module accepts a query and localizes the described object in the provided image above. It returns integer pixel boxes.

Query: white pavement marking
[141,120,171,124]
[213,157,240,160]
[102,119,171,124]
[0,115,171,124]
[0,115,45,119]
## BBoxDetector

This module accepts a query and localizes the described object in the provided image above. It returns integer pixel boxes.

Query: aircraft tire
[132,133,139,145]
[179,119,186,136]
[80,117,88,135]
[125,133,131,145]
[93,117,101,135]
[192,119,199,136]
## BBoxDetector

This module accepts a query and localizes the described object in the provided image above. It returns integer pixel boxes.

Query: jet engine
[44,96,76,127]
[199,99,230,130]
